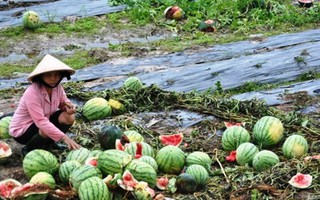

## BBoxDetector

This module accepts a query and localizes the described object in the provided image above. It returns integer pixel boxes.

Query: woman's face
[41,71,62,87]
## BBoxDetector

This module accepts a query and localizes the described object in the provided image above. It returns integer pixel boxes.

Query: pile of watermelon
[222,116,309,171]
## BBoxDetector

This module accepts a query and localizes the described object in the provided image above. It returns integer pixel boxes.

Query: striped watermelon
[138,155,158,172]
[124,130,144,142]
[81,97,112,121]
[185,164,209,188]
[125,142,155,158]
[97,149,132,176]
[253,116,284,147]
[222,126,251,151]
[236,142,259,165]
[252,150,280,171]
[282,134,308,159]
[58,160,82,184]
[155,145,185,174]
[70,165,102,191]
[123,76,143,91]
[29,172,56,189]
[125,160,157,188]
[66,148,91,164]
[185,151,212,172]
[22,149,59,179]
[0,116,12,139]
[78,177,110,200]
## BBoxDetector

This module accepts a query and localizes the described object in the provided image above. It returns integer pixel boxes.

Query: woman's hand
[63,102,76,115]
[62,135,81,150]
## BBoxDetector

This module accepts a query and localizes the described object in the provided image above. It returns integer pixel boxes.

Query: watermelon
[22,149,59,179]
[175,173,197,194]
[252,150,280,171]
[22,11,41,29]
[10,183,49,200]
[97,149,132,176]
[78,177,110,200]
[70,165,102,191]
[236,142,259,165]
[138,156,158,172]
[108,99,126,115]
[185,164,209,188]
[125,160,157,188]
[156,175,169,190]
[65,148,91,164]
[123,76,143,91]
[198,19,217,32]
[253,116,284,147]
[29,172,56,189]
[155,145,185,174]
[123,130,144,143]
[98,125,124,150]
[288,173,313,189]
[164,6,184,20]
[159,132,183,146]
[0,116,12,139]
[0,141,12,164]
[124,142,155,158]
[185,151,212,172]
[58,160,82,184]
[222,126,251,151]
[282,134,308,159]
[81,97,112,121]
[0,179,22,199]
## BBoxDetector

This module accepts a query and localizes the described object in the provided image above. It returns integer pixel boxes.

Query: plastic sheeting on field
[0,0,126,28]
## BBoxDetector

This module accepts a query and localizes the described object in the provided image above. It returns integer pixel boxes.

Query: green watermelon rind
[58,160,82,184]
[124,142,155,158]
[65,148,91,164]
[123,77,143,91]
[22,11,41,29]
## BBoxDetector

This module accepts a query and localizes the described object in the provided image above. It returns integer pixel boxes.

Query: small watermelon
[108,99,126,115]
[0,116,12,139]
[236,142,259,165]
[252,150,280,171]
[22,149,59,179]
[58,160,82,184]
[282,134,308,159]
[175,173,197,194]
[123,76,143,91]
[222,126,251,151]
[22,11,41,29]
[155,145,185,174]
[185,151,212,172]
[81,97,112,121]
[78,177,110,200]
[253,116,284,147]
[123,130,144,143]
[29,172,56,189]
[185,164,209,188]
[98,125,124,150]
[164,6,184,20]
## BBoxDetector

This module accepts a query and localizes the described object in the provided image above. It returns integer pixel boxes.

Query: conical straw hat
[28,54,75,82]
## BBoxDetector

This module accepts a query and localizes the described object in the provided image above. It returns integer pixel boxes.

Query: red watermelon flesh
[159,132,183,146]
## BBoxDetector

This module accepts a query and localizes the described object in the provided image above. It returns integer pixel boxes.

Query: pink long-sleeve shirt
[9,83,71,142]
